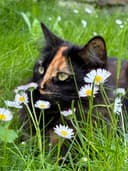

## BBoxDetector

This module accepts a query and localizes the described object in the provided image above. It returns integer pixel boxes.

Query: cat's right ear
[41,22,64,47]
[78,36,107,67]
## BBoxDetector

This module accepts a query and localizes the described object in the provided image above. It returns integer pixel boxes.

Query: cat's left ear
[41,22,64,47]
[78,36,107,66]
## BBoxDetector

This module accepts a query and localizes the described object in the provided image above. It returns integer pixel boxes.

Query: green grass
[1,0,128,170]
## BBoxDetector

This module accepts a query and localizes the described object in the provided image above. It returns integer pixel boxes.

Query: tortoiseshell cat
[21,22,128,144]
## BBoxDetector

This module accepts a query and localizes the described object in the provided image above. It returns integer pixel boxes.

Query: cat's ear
[78,36,107,66]
[41,22,64,46]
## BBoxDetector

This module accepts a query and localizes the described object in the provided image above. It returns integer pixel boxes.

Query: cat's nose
[39,83,45,95]
[40,79,48,90]
[39,83,47,95]
[40,84,45,90]
[40,78,48,90]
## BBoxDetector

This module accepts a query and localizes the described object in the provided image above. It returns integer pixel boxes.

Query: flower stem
[56,137,62,168]
[30,90,39,126]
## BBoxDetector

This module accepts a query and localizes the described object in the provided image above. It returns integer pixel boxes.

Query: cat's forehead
[44,46,70,74]
[50,46,68,68]
[38,45,70,65]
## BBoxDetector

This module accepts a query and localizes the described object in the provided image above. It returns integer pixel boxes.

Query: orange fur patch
[40,46,69,90]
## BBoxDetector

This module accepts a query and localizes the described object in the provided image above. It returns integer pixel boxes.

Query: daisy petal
[5,100,22,109]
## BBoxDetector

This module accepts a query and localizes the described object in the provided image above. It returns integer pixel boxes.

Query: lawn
[1,0,128,170]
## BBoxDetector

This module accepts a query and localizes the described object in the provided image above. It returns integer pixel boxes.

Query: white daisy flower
[15,82,38,93]
[54,124,74,139]
[115,19,122,25]
[60,108,76,117]
[81,157,88,162]
[25,82,38,91]
[81,20,87,28]
[15,92,29,104]
[114,88,125,97]
[84,69,111,85]
[85,7,93,14]
[35,100,50,110]
[93,32,97,36]
[0,108,13,121]
[114,97,122,114]
[73,9,79,14]
[5,100,22,109]
[79,84,99,97]
[14,85,28,93]
[48,17,52,21]
[120,25,124,29]
[57,16,61,22]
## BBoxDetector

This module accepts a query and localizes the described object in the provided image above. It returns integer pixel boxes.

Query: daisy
[119,25,124,29]
[54,124,74,139]
[85,7,93,14]
[81,20,87,28]
[93,32,97,36]
[115,19,122,25]
[84,69,111,85]
[14,85,28,93]
[25,82,38,91]
[5,100,22,109]
[15,92,29,104]
[57,16,61,22]
[60,108,76,117]
[48,17,52,21]
[0,108,13,121]
[15,82,38,93]
[81,157,88,162]
[35,100,50,110]
[114,97,122,114]
[73,9,79,14]
[79,84,98,97]
[114,88,125,97]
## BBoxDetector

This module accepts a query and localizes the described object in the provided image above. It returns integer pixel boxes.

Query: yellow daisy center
[0,113,6,121]
[95,75,102,84]
[39,104,46,109]
[60,130,68,137]
[85,89,92,96]
[19,96,25,102]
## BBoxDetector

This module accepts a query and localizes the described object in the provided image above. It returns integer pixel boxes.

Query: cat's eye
[57,72,69,81]
[38,66,44,74]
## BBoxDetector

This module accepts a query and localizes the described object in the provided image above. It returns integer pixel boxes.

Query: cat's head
[32,22,107,106]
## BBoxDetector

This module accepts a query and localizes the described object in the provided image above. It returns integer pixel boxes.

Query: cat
[21,22,128,146]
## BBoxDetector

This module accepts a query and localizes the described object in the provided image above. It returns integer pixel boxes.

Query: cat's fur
[21,22,128,143]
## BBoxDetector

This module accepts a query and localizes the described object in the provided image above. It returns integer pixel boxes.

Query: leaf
[0,126,18,143]
[21,12,31,31]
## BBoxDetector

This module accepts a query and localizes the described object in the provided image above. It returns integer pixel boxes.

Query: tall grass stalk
[29,90,44,164]
[120,111,126,147]
[56,137,63,169]
[25,96,44,166]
